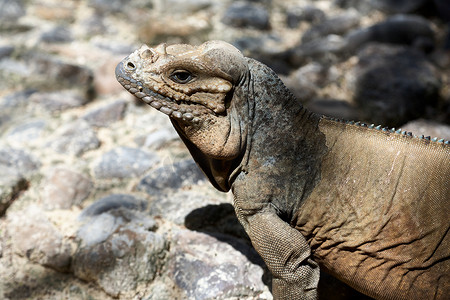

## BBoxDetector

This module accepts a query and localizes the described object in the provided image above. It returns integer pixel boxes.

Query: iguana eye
[170,70,194,84]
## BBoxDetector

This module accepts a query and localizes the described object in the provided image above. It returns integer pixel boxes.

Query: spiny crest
[327,117,449,145]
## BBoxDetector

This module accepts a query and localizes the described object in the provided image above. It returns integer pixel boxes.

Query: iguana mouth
[115,61,205,123]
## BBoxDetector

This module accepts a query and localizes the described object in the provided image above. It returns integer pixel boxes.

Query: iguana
[115,41,450,300]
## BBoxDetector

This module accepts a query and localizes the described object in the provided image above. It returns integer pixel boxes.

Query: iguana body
[115,41,450,300]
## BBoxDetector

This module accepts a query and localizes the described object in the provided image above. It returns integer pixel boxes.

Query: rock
[30,90,91,112]
[0,89,36,109]
[7,205,72,272]
[148,191,222,225]
[233,34,292,74]
[0,168,28,216]
[434,0,450,21]
[28,53,94,91]
[352,44,441,127]
[5,119,46,144]
[82,99,127,127]
[79,194,148,220]
[92,56,126,95]
[137,14,211,45]
[39,26,73,43]
[301,10,360,43]
[47,120,100,156]
[286,5,326,28]
[74,204,167,297]
[290,35,346,66]
[168,229,268,299]
[89,0,155,14]
[0,45,14,59]
[345,15,435,53]
[32,1,76,22]
[335,0,376,14]
[369,0,427,13]
[222,1,270,30]
[307,99,359,121]
[0,0,26,23]
[137,159,206,195]
[0,146,40,176]
[184,203,249,241]
[92,147,159,179]
[143,127,179,149]
[159,0,214,14]
[401,119,450,140]
[283,62,326,102]
[42,168,93,210]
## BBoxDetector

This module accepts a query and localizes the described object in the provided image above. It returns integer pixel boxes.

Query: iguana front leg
[239,210,320,299]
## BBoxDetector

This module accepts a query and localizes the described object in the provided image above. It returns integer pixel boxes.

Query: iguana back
[296,118,449,299]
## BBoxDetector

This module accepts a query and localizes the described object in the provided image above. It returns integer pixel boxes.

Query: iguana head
[116,41,250,191]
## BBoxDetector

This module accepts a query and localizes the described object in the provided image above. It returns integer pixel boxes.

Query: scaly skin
[115,41,450,300]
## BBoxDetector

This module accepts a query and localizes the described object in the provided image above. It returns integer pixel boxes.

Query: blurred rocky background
[0,0,449,299]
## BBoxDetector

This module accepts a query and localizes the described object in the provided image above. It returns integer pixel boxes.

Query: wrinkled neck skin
[173,57,327,221]
[169,61,252,192]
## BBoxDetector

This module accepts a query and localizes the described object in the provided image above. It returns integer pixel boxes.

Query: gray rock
[0,45,14,59]
[168,229,267,299]
[353,44,441,127]
[222,1,270,30]
[149,191,222,225]
[0,89,36,109]
[345,15,435,53]
[47,120,100,156]
[307,99,359,121]
[89,0,154,14]
[30,90,90,112]
[137,159,206,195]
[290,35,346,66]
[5,119,46,143]
[79,193,147,220]
[184,203,249,241]
[301,10,360,43]
[0,168,28,216]
[369,0,427,13]
[286,5,326,28]
[42,168,93,210]
[402,119,450,140]
[82,99,127,127]
[335,0,376,14]
[160,0,214,14]
[0,0,26,22]
[233,34,292,74]
[92,147,158,179]
[0,146,40,176]
[74,207,166,297]
[28,53,93,91]
[143,128,179,149]
[283,62,326,102]
[7,205,72,272]
[40,26,73,43]
[77,195,152,247]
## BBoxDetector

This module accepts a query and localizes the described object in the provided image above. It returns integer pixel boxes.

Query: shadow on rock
[185,203,374,300]
[184,203,272,287]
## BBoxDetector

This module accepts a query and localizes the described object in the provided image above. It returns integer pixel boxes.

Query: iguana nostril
[127,61,136,70]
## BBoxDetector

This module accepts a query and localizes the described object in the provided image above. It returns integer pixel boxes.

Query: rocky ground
[1,0,449,299]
